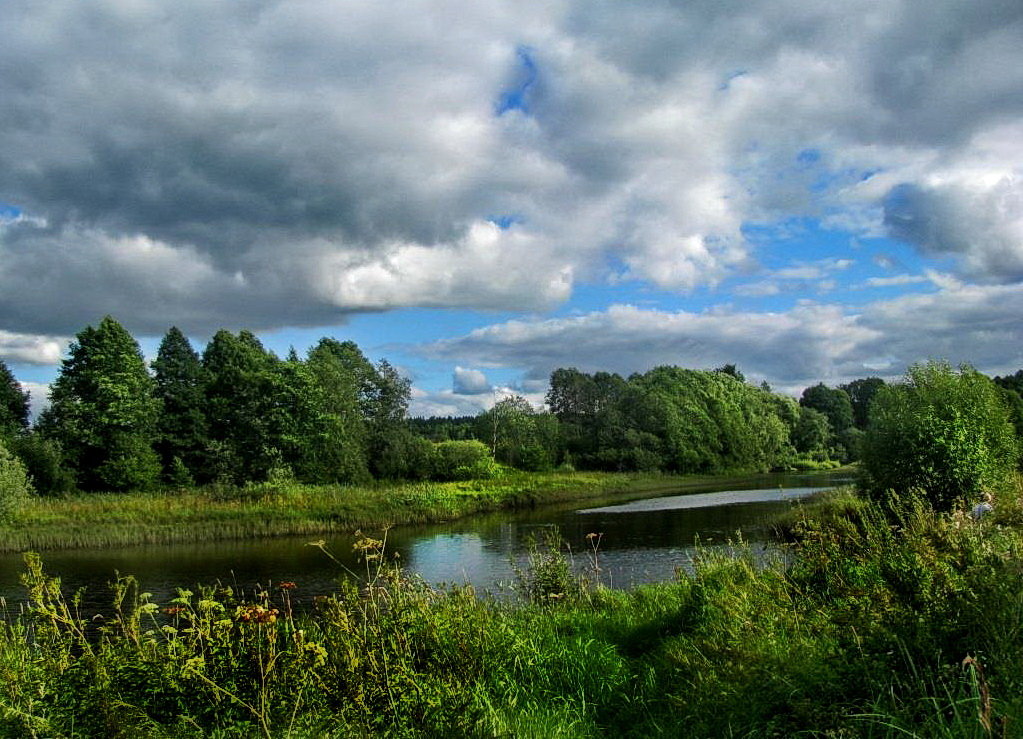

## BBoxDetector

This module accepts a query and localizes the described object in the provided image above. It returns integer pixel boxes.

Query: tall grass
[0,471,687,552]
[0,480,1019,736]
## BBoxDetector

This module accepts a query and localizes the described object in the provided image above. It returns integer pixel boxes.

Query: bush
[9,434,75,496]
[860,361,1019,511]
[0,439,32,522]
[432,440,498,481]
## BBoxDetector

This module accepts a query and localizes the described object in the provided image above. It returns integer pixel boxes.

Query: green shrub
[0,439,32,522]
[9,434,75,496]
[860,361,1019,511]
[432,440,497,481]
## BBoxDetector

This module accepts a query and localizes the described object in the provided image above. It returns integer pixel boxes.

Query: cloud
[0,0,1020,339]
[452,366,492,395]
[18,381,50,422]
[860,274,929,288]
[0,330,67,365]
[423,279,1023,394]
[409,384,544,418]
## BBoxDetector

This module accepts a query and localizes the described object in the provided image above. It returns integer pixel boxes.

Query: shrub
[0,439,32,522]
[432,440,498,481]
[9,434,75,496]
[860,361,1019,511]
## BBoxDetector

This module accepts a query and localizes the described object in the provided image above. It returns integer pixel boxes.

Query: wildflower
[163,606,187,616]
[278,581,297,590]
[235,604,280,624]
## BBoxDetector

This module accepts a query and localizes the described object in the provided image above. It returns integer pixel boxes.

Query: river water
[0,470,850,614]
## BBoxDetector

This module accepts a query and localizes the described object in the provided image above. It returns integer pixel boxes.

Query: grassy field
[0,471,701,552]
[0,479,1020,737]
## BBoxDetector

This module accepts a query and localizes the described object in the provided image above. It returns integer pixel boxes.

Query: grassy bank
[0,471,702,552]
[0,478,1021,737]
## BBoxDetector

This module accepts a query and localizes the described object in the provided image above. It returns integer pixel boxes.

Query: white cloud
[452,366,492,395]
[18,381,50,422]
[409,384,545,418]
[861,274,929,288]
[423,279,1023,395]
[0,0,1018,338]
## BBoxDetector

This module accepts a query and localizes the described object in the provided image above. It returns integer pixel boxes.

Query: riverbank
[2,482,1020,737]
[0,471,724,553]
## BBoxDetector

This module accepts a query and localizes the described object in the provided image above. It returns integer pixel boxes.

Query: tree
[39,317,161,491]
[477,395,560,471]
[365,360,413,478]
[715,364,746,383]
[800,384,853,434]
[152,327,208,484]
[8,433,75,496]
[302,339,371,483]
[840,377,887,430]
[0,360,30,440]
[860,361,1019,511]
[791,406,831,456]
[630,367,788,473]
[202,330,279,483]
[800,383,855,460]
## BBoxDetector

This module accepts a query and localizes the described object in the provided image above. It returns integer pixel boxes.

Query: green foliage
[302,339,371,484]
[841,376,887,430]
[0,439,31,522]
[791,405,831,455]
[800,382,856,460]
[547,365,792,474]
[477,395,560,471]
[8,433,75,496]
[633,366,789,473]
[0,359,30,439]
[202,330,283,483]
[432,439,499,481]
[39,316,161,492]
[4,487,1022,737]
[861,361,1020,511]
[152,327,209,483]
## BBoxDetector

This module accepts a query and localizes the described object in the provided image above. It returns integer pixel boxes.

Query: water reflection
[0,471,849,613]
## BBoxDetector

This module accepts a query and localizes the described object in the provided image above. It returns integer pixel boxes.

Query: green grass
[1,482,1021,737]
[0,471,692,552]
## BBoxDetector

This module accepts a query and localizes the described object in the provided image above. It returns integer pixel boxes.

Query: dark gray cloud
[0,0,1021,354]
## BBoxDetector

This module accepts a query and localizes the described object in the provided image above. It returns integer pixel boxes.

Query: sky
[2,0,1022,417]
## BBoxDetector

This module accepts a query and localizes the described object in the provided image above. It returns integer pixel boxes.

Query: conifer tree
[0,360,30,440]
[39,316,160,491]
[152,327,208,484]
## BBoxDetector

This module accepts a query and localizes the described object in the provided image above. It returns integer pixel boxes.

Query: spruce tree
[0,360,30,440]
[152,327,208,484]
[39,316,160,491]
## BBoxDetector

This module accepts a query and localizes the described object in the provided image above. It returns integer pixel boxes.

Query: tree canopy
[39,316,161,491]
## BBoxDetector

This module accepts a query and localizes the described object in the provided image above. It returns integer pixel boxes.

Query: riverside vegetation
[0,336,1022,733]
[0,481,1020,737]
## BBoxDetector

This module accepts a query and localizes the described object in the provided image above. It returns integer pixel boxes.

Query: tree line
[2,315,1022,496]
[0,317,424,494]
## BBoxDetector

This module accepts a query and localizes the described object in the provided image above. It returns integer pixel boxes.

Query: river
[0,470,850,614]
